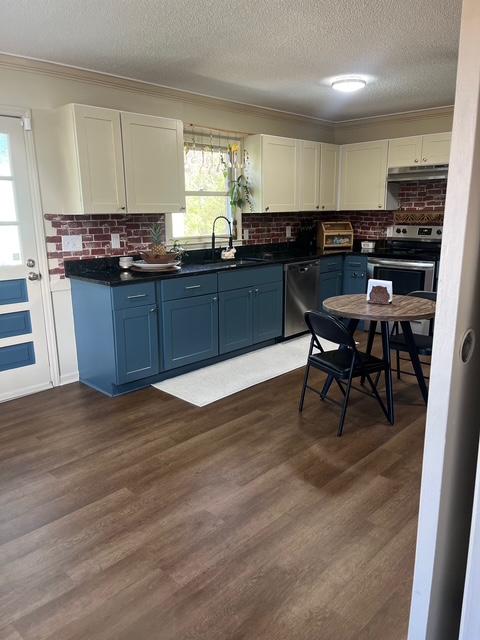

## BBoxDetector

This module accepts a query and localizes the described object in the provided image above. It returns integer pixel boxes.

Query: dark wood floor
[0,350,426,640]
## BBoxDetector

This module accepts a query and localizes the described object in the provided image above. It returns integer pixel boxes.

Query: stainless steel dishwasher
[284,260,321,337]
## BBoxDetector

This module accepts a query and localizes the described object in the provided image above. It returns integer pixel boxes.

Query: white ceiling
[0,0,461,121]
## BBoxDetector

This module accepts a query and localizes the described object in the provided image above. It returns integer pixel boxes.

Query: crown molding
[335,105,454,128]
[0,53,333,129]
[0,53,455,132]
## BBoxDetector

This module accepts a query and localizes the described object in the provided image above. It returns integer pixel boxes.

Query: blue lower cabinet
[162,293,219,370]
[319,271,343,308]
[253,281,283,343]
[114,305,160,384]
[343,268,367,295]
[219,287,253,354]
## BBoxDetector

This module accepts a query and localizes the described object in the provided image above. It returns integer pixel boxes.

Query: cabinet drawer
[159,273,217,301]
[112,283,156,310]
[218,265,283,292]
[319,256,343,273]
[344,255,367,270]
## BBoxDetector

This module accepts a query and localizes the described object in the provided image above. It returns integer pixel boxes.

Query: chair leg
[396,349,401,380]
[337,369,354,437]
[298,362,311,412]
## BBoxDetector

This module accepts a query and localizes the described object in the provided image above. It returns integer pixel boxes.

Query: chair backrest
[408,290,437,301]
[304,311,356,350]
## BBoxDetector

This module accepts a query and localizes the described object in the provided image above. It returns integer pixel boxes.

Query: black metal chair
[299,311,391,437]
[390,290,436,380]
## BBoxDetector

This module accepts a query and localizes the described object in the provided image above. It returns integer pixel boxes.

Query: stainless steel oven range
[367,225,442,335]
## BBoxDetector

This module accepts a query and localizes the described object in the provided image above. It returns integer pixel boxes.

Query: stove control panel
[387,225,443,240]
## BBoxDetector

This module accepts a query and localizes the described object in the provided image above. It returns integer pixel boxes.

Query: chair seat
[389,333,433,355]
[309,349,386,378]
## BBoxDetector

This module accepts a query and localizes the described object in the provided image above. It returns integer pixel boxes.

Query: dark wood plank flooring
[0,349,426,640]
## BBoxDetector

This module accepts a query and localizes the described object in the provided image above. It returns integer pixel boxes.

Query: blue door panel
[0,342,35,372]
[162,294,218,370]
[114,306,160,384]
[0,279,28,305]
[253,281,283,343]
[0,311,32,339]
[319,271,342,309]
[219,287,253,354]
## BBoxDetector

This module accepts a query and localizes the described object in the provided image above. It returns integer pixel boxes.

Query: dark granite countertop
[65,243,360,286]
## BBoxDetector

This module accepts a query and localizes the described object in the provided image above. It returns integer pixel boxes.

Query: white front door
[0,115,51,402]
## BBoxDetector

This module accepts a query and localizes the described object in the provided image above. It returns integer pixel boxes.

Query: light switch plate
[111,233,120,249]
[243,228,249,240]
[62,235,82,252]
[286,225,292,238]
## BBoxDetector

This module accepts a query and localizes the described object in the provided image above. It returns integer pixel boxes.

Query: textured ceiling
[0,0,461,120]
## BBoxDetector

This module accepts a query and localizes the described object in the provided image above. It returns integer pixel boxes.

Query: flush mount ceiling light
[331,77,367,93]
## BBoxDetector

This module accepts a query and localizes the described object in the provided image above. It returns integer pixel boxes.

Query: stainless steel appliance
[284,260,321,337]
[387,164,448,182]
[367,225,442,335]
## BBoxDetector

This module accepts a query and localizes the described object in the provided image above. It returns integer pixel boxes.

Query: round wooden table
[323,294,436,423]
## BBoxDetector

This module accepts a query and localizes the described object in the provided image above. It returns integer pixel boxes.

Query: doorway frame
[0,103,60,392]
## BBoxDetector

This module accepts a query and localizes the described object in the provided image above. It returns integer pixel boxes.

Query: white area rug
[152,335,336,406]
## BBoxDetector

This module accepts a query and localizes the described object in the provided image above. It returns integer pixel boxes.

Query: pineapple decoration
[149,223,167,259]
[140,223,181,264]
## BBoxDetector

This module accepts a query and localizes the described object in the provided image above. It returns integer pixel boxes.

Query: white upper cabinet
[244,135,299,212]
[262,135,299,212]
[387,132,451,168]
[59,104,126,214]
[121,112,185,213]
[319,143,340,211]
[299,140,320,211]
[56,104,185,214]
[387,136,423,168]
[244,135,339,213]
[339,140,389,210]
[420,132,451,165]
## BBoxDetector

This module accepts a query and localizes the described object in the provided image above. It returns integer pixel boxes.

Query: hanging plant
[229,174,253,212]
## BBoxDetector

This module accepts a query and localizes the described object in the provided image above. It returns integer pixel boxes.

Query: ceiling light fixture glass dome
[331,78,367,93]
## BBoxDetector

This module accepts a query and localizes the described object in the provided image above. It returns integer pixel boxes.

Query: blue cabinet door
[252,281,283,343]
[219,287,253,354]
[319,271,343,309]
[162,293,219,370]
[114,305,160,384]
[343,268,367,295]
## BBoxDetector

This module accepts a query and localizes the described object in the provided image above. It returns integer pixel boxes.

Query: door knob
[27,271,41,281]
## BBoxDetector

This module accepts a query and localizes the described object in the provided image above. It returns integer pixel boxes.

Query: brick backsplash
[44,213,166,278]
[398,180,446,211]
[241,210,396,245]
[44,181,446,279]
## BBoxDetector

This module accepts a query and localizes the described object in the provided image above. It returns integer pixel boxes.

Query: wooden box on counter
[317,221,354,252]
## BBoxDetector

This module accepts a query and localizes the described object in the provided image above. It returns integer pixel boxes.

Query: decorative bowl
[139,252,181,264]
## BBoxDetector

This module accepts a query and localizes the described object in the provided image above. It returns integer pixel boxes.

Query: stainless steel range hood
[387,164,449,182]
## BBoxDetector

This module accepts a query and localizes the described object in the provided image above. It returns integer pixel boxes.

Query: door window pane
[0,180,17,221]
[172,196,229,238]
[0,225,21,265]
[0,134,11,177]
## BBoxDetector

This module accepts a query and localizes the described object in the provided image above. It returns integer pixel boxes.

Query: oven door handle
[368,259,436,269]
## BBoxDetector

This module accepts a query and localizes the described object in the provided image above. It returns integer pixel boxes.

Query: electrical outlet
[285,225,292,239]
[62,235,82,252]
[111,233,121,249]
[243,228,249,241]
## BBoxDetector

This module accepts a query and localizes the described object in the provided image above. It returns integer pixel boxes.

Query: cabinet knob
[414,158,419,163]
[255,288,259,294]
[423,157,427,162]
[212,296,217,302]
[180,206,186,211]
[149,306,157,313]
[378,204,382,208]
[322,205,325,210]
[120,206,126,210]
[316,205,319,210]
[265,206,270,212]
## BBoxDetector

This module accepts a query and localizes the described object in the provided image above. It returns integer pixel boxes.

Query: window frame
[165,134,243,248]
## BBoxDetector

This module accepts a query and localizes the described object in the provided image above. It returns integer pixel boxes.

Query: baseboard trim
[0,382,53,403]
[59,372,79,386]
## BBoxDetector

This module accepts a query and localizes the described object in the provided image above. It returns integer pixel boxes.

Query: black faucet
[211,216,233,261]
